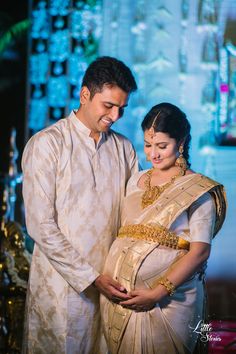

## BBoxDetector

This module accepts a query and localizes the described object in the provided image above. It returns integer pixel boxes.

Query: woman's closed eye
[145,144,167,149]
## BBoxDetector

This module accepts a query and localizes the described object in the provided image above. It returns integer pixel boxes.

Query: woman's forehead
[144,130,172,143]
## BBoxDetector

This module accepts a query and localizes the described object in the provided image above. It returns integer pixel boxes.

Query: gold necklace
[141,168,185,209]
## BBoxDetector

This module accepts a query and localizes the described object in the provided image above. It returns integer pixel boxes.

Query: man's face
[79,84,129,138]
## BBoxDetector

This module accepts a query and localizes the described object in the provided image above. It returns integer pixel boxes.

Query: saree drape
[101,173,226,354]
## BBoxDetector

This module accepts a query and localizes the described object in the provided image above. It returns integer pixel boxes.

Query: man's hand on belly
[93,274,131,303]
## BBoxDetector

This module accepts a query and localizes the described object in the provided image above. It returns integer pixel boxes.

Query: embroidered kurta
[101,172,226,354]
[21,111,138,354]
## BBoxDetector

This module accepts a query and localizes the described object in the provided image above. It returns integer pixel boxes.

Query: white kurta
[22,111,138,354]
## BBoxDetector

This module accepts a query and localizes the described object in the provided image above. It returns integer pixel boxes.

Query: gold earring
[175,145,187,172]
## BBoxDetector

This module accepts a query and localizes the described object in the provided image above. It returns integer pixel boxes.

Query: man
[22,56,138,353]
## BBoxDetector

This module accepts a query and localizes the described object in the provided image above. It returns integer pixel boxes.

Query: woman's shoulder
[181,171,226,225]
[185,169,195,175]
[185,170,224,188]
[129,169,148,183]
[126,169,148,194]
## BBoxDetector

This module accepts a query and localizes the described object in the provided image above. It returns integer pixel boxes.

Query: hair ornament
[148,110,161,138]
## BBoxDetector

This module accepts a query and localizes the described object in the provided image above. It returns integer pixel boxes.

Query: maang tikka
[146,111,161,162]
[147,110,161,138]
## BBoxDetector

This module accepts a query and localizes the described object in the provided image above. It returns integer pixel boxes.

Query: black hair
[81,56,137,98]
[141,102,191,167]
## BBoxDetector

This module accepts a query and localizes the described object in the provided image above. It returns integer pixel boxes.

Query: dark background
[0,0,28,174]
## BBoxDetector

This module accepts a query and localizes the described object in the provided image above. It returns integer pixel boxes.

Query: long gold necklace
[141,168,185,209]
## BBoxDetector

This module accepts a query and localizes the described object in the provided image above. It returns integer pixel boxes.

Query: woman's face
[144,130,179,170]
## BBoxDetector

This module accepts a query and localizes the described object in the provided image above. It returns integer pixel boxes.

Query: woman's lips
[151,158,162,164]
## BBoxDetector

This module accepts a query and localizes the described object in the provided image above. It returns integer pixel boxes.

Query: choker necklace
[141,168,185,209]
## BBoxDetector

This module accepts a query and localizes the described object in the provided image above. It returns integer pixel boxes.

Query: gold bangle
[158,277,175,296]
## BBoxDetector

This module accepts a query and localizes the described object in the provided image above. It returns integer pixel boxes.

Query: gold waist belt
[118,224,190,251]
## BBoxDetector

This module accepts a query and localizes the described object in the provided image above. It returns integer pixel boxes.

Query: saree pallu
[101,174,226,354]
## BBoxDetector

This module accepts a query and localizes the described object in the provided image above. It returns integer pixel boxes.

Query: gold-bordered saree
[100,173,226,354]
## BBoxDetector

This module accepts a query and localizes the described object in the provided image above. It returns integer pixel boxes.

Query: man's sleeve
[127,140,140,177]
[22,132,99,293]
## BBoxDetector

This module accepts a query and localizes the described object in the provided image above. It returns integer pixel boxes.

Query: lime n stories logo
[189,320,221,343]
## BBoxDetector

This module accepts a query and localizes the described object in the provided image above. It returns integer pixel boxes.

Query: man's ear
[80,86,90,104]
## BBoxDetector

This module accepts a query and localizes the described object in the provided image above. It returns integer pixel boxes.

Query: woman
[100,103,227,354]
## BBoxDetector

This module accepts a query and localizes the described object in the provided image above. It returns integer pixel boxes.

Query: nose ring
[151,152,160,158]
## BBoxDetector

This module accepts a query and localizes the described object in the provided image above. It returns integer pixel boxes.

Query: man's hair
[81,56,137,98]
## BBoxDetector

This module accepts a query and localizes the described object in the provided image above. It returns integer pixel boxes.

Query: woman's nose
[151,146,160,158]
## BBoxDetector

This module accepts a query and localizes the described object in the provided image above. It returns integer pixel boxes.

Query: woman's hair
[141,102,191,167]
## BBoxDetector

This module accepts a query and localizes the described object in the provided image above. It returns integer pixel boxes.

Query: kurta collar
[69,110,107,147]
[69,110,92,136]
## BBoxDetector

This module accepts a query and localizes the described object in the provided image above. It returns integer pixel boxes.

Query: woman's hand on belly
[119,287,165,312]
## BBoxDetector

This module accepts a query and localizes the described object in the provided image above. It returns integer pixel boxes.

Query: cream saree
[101,173,226,354]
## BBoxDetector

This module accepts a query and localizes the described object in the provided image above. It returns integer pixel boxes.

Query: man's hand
[94,274,131,303]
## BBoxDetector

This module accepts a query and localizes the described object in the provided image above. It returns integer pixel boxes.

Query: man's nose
[110,106,120,122]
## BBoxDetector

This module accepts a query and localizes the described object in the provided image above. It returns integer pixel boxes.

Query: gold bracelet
[158,277,175,296]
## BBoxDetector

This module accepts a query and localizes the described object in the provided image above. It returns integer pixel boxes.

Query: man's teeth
[102,118,111,124]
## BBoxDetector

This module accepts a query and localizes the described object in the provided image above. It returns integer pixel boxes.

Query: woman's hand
[119,288,159,312]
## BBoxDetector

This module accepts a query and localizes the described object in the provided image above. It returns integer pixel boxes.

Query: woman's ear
[178,138,186,149]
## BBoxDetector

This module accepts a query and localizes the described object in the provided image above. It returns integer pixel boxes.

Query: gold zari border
[118,224,190,250]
